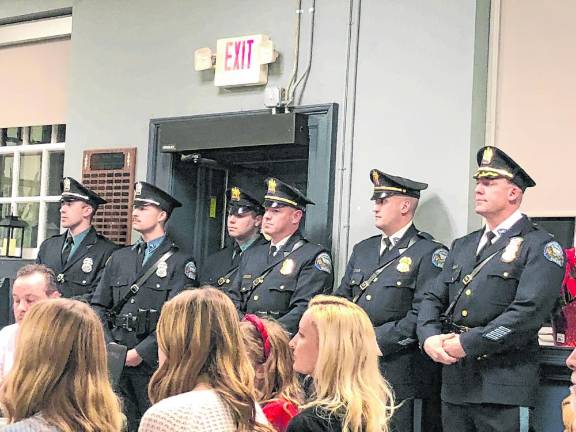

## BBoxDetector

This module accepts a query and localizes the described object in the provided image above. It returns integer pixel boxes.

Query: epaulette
[417,231,433,240]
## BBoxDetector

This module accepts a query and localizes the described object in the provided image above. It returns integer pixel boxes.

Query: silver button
[503,272,509,278]
[82,280,87,284]
[254,295,259,301]
[366,295,372,301]
[130,298,135,304]
[280,285,284,290]
[156,284,160,288]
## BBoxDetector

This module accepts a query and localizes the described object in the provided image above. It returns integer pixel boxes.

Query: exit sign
[214,34,272,87]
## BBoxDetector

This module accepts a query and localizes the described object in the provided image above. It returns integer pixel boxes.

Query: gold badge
[81,257,93,273]
[156,261,168,278]
[396,256,412,273]
[231,187,241,201]
[501,237,523,263]
[135,182,142,196]
[267,178,277,194]
[63,178,71,192]
[371,169,380,185]
[280,259,296,275]
[482,146,494,165]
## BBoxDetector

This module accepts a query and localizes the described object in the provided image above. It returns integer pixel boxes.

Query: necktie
[270,246,278,257]
[381,237,392,255]
[477,231,496,259]
[137,241,147,268]
[61,236,74,265]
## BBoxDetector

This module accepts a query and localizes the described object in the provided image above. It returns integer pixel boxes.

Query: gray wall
[1,0,489,279]
[0,0,72,21]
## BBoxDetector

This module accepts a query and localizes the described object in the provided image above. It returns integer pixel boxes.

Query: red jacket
[262,399,298,432]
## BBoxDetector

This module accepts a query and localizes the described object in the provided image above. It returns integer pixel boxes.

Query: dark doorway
[147,104,337,266]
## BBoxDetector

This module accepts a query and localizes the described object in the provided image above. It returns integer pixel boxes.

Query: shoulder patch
[544,241,564,267]
[432,248,448,269]
[314,252,332,274]
[185,261,197,280]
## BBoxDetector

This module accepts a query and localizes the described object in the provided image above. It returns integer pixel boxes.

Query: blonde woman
[0,299,124,431]
[240,315,303,431]
[139,288,274,432]
[287,295,395,432]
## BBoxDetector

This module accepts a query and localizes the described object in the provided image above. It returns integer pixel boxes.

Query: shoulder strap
[109,247,177,316]
[250,240,307,290]
[353,233,421,303]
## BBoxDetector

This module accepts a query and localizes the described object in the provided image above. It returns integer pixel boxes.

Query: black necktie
[477,231,496,260]
[381,237,392,256]
[61,236,73,265]
[137,241,147,268]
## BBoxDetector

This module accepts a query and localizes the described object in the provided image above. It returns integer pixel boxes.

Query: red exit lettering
[224,39,255,71]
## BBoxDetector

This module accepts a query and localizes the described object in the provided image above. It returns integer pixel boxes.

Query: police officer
[336,169,446,432]
[199,186,268,290]
[229,178,333,335]
[417,146,565,432]
[36,177,117,301]
[91,181,198,432]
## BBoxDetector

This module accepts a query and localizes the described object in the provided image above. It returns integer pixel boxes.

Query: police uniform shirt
[229,231,334,335]
[36,226,118,301]
[91,235,198,366]
[336,223,447,399]
[199,234,269,290]
[476,210,523,254]
[417,214,565,407]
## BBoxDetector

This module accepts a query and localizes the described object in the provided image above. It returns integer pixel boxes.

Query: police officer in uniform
[91,181,198,432]
[417,146,565,432]
[229,178,334,335]
[36,177,117,301]
[336,169,446,432]
[199,186,268,291]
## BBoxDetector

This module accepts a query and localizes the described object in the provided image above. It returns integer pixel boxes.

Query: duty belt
[113,313,138,332]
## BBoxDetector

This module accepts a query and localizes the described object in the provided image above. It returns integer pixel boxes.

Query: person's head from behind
[150,287,272,432]
[289,295,395,432]
[0,299,123,431]
[12,264,60,324]
[240,315,302,406]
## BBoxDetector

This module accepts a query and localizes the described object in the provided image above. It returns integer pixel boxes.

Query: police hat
[369,169,428,200]
[60,177,107,208]
[227,186,264,215]
[133,182,182,214]
[473,146,535,190]
[263,177,314,210]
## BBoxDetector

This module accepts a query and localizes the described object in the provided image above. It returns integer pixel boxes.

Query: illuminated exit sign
[214,34,275,87]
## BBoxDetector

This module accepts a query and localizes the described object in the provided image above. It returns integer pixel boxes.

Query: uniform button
[280,285,284,290]
[396,281,402,286]
[241,288,247,292]
[465,289,472,296]
[130,298,135,304]
[366,295,372,301]
[156,283,160,288]
[503,272,509,278]
[82,280,87,285]
[254,295,259,301]
[461,310,468,317]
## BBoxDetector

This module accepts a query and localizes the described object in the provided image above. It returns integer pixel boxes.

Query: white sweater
[138,388,268,432]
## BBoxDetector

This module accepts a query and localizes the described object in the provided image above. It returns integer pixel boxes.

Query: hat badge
[268,178,277,194]
[135,182,142,196]
[371,170,380,185]
[231,187,241,201]
[482,147,494,165]
[63,178,71,192]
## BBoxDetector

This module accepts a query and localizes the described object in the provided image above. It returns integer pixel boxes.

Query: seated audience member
[241,315,303,431]
[0,299,124,431]
[139,288,274,432]
[287,295,395,432]
[0,264,60,381]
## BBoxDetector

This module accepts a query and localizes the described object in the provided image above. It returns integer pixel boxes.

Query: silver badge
[56,273,64,283]
[156,261,168,278]
[135,182,143,196]
[185,261,197,280]
[63,177,71,192]
[501,237,524,263]
[81,257,94,273]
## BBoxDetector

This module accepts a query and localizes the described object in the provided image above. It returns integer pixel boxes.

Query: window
[0,125,65,258]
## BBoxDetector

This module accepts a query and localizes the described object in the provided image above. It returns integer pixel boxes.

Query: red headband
[243,314,271,361]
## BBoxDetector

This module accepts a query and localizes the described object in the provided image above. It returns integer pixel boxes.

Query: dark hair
[15,264,58,294]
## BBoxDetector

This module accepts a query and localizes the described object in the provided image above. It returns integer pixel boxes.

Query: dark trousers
[391,398,443,432]
[119,364,153,432]
[442,401,534,432]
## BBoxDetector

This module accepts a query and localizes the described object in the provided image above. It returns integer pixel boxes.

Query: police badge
[314,253,332,274]
[63,177,71,192]
[135,182,143,196]
[81,257,94,273]
[432,249,447,269]
[501,237,524,263]
[544,241,565,267]
[185,261,197,280]
[280,259,296,275]
[156,261,168,278]
[397,256,412,273]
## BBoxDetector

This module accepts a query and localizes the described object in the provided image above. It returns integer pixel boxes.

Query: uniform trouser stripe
[519,406,529,432]
[413,398,423,432]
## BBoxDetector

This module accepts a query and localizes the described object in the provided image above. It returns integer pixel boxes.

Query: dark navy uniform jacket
[336,224,447,399]
[199,235,269,291]
[36,227,118,301]
[417,215,565,407]
[229,231,334,335]
[91,235,197,367]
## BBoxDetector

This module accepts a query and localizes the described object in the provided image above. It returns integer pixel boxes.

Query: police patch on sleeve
[544,241,564,267]
[432,248,448,269]
[314,253,332,274]
[185,261,197,280]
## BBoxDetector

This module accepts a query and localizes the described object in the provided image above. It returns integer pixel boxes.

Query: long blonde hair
[148,287,274,432]
[240,317,303,407]
[0,299,124,431]
[305,295,395,432]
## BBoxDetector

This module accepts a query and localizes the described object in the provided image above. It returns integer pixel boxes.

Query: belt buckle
[252,277,263,288]
[462,274,472,285]
[129,284,139,294]
[217,277,226,286]
[359,281,369,290]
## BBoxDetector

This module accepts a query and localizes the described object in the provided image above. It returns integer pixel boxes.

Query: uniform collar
[68,226,91,245]
[382,220,413,248]
[484,210,523,238]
